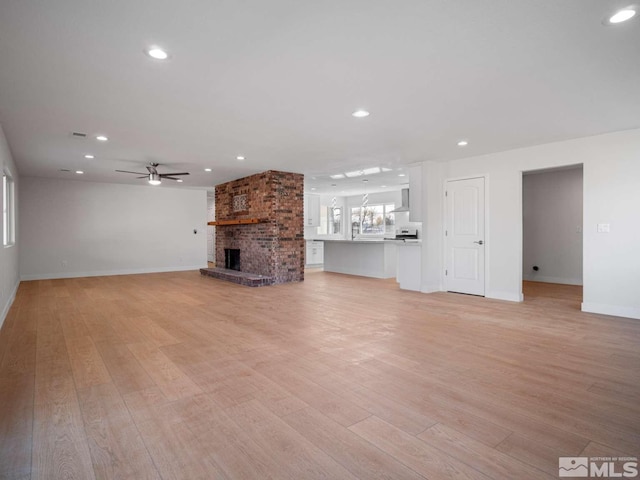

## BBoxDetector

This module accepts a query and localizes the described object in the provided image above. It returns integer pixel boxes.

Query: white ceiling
[0,1,638,195]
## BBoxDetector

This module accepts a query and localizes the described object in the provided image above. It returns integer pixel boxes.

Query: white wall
[422,128,640,319]
[20,177,207,280]
[523,167,583,285]
[420,161,445,293]
[0,125,20,330]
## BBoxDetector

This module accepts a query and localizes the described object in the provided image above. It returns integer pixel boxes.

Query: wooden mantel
[207,218,268,226]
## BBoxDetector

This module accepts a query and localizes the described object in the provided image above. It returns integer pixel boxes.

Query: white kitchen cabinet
[306,240,324,265]
[323,240,397,278]
[409,164,423,223]
[304,194,320,227]
[397,242,422,291]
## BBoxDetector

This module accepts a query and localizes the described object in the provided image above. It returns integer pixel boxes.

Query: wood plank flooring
[1,272,639,479]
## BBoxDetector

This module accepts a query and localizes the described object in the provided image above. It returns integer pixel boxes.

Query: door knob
[473,240,484,245]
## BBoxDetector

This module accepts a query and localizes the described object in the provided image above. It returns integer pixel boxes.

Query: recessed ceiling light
[381,185,387,188]
[311,187,316,191]
[204,168,212,172]
[330,174,345,179]
[607,8,636,24]
[457,140,469,147]
[362,167,381,175]
[75,170,84,174]
[345,170,364,178]
[84,154,95,159]
[146,47,169,60]
[398,173,406,177]
[96,135,108,142]
[381,167,392,172]
[352,109,370,118]
[177,179,183,183]
[236,156,245,161]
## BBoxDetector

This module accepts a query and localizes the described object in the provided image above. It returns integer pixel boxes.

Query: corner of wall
[581,302,640,320]
[420,283,443,294]
[0,276,20,332]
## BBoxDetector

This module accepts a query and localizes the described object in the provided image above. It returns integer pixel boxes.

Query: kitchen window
[351,204,395,236]
[317,206,342,235]
[3,173,15,247]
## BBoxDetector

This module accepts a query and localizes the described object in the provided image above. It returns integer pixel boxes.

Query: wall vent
[71,132,87,138]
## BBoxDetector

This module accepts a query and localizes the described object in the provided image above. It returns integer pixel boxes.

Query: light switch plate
[597,223,610,233]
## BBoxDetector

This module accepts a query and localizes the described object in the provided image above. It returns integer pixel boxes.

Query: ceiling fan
[115,163,190,186]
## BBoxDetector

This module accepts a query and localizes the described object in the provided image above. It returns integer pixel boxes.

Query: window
[317,206,342,235]
[3,173,15,246]
[350,204,395,236]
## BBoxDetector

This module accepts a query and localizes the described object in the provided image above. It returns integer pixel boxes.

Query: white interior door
[445,177,485,296]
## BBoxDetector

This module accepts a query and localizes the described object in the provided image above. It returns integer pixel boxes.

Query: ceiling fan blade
[116,170,147,175]
[162,176,180,181]
[136,176,148,179]
[160,172,190,176]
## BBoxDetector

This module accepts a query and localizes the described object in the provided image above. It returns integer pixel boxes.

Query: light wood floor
[1,272,639,479]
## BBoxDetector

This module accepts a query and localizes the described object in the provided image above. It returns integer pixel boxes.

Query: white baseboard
[487,290,523,302]
[0,280,20,331]
[20,265,208,281]
[523,274,582,286]
[581,302,640,320]
[420,283,442,294]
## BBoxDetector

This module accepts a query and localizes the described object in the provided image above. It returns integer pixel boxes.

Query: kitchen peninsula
[323,240,398,278]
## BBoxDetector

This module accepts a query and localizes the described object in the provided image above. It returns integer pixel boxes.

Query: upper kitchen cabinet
[409,164,423,223]
[304,194,320,227]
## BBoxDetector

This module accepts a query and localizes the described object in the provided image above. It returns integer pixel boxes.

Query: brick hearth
[199,267,274,287]
[205,170,304,286]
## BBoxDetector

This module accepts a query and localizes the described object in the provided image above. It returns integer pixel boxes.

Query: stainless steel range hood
[390,188,410,212]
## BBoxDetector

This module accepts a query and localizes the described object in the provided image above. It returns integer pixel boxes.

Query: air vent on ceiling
[71,131,87,138]
[59,169,71,172]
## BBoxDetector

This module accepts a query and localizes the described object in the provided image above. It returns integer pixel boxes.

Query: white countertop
[394,240,422,247]
[319,239,422,245]
[321,239,387,244]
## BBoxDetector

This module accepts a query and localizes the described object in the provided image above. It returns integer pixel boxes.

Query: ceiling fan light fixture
[148,173,162,185]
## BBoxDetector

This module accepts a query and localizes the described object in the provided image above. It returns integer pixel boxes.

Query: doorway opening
[522,164,583,305]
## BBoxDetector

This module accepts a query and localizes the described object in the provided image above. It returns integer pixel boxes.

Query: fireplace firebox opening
[225,248,240,271]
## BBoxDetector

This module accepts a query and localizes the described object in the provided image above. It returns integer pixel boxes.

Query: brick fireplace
[200,170,304,286]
